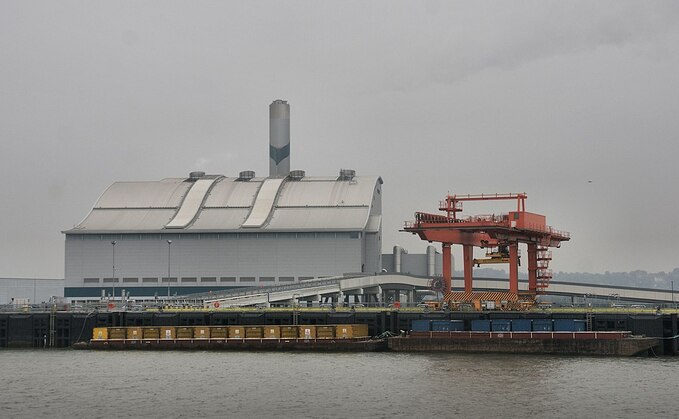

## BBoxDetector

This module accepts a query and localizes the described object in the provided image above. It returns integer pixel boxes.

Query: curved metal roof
[95,179,190,209]
[65,175,382,233]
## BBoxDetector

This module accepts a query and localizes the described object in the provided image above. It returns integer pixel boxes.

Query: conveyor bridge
[193,274,678,308]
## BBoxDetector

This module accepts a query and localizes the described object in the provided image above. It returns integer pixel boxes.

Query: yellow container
[336,324,370,339]
[108,328,126,340]
[280,326,298,339]
[228,326,245,338]
[210,327,228,339]
[160,326,175,340]
[298,325,316,339]
[336,325,352,339]
[176,327,194,339]
[316,326,335,339]
[143,327,160,339]
[126,327,143,340]
[263,326,281,339]
[245,327,263,339]
[92,327,108,340]
[354,324,369,337]
[335,324,370,339]
[194,327,211,339]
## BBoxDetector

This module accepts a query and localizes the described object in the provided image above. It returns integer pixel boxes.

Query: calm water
[0,350,677,418]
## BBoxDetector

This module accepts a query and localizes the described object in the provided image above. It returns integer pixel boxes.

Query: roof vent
[189,171,205,180]
[288,170,306,181]
[238,170,255,181]
[338,169,356,181]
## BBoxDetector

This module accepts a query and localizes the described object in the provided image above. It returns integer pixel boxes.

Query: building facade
[64,172,383,298]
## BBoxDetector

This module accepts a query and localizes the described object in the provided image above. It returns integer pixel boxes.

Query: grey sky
[1,1,678,278]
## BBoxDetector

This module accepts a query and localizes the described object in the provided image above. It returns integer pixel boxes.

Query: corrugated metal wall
[65,233,362,290]
[364,233,381,273]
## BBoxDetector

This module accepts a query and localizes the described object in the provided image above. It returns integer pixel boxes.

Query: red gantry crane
[403,193,570,305]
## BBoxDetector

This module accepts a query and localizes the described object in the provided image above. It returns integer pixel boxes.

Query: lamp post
[167,240,172,298]
[672,280,675,309]
[111,240,116,299]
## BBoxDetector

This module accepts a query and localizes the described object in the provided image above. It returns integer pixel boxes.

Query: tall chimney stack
[269,99,290,178]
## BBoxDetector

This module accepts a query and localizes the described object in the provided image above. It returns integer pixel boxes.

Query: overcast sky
[1,1,678,278]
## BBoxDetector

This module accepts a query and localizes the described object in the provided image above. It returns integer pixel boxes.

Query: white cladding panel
[95,179,190,208]
[242,178,286,228]
[363,232,382,273]
[267,207,369,230]
[65,235,362,288]
[365,215,381,233]
[203,179,262,208]
[190,208,251,230]
[276,179,375,207]
[75,209,177,231]
[165,178,220,228]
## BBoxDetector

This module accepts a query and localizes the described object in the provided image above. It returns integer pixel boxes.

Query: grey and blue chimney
[269,99,290,178]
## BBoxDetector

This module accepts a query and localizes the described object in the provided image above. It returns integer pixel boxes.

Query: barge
[76,324,386,351]
[77,337,386,352]
[389,331,659,356]
[77,325,659,356]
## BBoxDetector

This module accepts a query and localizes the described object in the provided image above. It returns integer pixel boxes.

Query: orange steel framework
[403,193,570,296]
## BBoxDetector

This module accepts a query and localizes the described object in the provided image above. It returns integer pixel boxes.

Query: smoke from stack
[269,100,290,178]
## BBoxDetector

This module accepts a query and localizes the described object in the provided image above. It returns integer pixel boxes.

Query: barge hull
[82,338,387,352]
[388,336,659,356]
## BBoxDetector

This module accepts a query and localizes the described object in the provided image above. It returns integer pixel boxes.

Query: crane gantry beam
[403,193,570,300]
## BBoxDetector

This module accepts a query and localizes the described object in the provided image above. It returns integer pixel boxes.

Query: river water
[0,350,677,418]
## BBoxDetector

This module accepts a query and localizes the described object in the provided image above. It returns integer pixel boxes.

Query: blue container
[431,320,464,332]
[471,320,491,332]
[411,320,431,332]
[553,319,577,332]
[511,319,532,332]
[532,319,553,331]
[553,319,587,332]
[491,320,511,332]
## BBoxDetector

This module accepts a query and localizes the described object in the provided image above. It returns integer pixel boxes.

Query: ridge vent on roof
[288,170,305,180]
[237,171,255,181]
[338,169,356,181]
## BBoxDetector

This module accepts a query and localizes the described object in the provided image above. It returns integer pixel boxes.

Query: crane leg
[442,243,452,294]
[463,244,473,293]
[509,243,519,293]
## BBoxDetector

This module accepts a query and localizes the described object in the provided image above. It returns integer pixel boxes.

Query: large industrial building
[63,101,384,298]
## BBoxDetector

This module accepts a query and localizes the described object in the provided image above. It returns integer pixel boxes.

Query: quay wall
[0,311,675,355]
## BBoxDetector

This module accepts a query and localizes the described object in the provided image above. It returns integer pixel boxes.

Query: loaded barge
[77,324,658,356]
[76,324,386,352]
